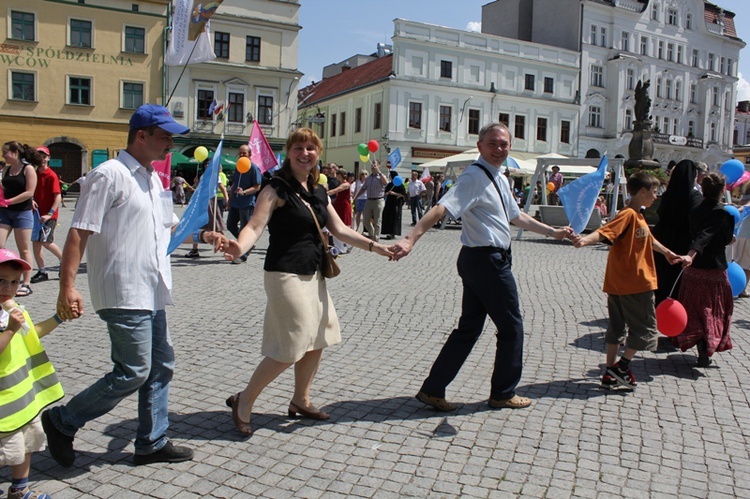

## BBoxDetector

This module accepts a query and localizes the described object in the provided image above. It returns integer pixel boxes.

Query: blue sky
[297,0,750,102]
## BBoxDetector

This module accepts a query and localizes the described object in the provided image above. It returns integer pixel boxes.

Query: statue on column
[634,80,651,124]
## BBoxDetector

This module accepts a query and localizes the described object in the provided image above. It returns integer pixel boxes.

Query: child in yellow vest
[0,249,70,499]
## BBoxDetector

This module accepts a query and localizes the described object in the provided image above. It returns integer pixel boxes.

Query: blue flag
[388,147,402,168]
[557,157,608,234]
[167,140,223,254]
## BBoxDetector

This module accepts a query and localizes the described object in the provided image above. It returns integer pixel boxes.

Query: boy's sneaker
[30,271,49,283]
[607,361,637,390]
[600,373,618,390]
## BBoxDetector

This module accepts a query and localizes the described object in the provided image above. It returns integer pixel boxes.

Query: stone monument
[625,79,661,169]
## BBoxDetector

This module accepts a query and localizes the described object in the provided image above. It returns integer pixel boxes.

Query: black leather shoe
[41,409,75,468]
[133,441,194,466]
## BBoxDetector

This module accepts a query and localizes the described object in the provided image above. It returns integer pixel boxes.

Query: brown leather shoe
[415,391,457,412]
[488,395,531,409]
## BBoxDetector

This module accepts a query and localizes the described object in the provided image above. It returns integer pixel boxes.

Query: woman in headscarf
[652,159,703,304]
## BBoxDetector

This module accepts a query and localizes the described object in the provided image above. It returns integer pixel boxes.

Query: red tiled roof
[704,2,739,39]
[298,55,393,108]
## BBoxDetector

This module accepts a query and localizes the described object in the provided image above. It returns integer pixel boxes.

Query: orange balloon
[546,182,555,192]
[236,156,251,173]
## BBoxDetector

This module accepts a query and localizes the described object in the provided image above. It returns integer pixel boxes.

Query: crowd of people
[1,103,748,497]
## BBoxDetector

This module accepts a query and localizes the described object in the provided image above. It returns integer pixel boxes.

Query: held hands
[679,254,693,268]
[223,240,243,262]
[370,242,395,260]
[203,231,229,253]
[388,238,413,261]
[57,288,83,321]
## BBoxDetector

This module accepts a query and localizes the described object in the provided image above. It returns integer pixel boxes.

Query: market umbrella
[169,150,193,166]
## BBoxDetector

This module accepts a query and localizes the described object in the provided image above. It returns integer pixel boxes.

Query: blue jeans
[409,197,423,224]
[49,309,174,454]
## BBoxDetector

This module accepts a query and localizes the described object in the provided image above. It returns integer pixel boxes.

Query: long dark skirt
[382,198,403,236]
[674,267,733,356]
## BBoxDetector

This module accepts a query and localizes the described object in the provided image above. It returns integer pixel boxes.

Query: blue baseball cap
[129,104,190,134]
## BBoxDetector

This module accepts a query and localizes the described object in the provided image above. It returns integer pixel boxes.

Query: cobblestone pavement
[3,205,749,498]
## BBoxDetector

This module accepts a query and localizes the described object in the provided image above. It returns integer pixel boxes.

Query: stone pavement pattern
[2,206,749,498]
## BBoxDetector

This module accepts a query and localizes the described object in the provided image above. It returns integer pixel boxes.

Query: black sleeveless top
[264,176,330,275]
[2,164,33,211]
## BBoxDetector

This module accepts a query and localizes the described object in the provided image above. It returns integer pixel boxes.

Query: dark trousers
[227,206,255,257]
[420,246,524,401]
[409,196,423,224]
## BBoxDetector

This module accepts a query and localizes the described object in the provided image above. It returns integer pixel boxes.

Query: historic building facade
[1,0,170,180]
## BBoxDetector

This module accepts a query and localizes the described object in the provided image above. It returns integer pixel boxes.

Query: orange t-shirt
[597,206,657,296]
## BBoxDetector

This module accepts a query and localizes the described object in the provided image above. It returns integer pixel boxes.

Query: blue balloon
[725,205,741,225]
[393,176,403,187]
[727,261,747,298]
[720,159,745,184]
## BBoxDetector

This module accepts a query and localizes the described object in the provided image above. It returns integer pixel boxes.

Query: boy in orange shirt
[575,172,687,390]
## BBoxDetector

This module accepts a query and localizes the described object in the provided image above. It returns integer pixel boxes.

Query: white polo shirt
[438,156,520,249]
[72,150,177,312]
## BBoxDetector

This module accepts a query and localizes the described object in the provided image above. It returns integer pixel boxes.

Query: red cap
[36,146,50,156]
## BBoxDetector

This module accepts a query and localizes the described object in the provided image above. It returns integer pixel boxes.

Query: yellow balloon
[318,173,328,185]
[359,154,370,163]
[194,146,209,162]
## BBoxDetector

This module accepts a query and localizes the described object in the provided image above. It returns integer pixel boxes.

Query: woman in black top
[652,160,703,304]
[223,128,392,435]
[0,142,39,297]
[675,173,734,367]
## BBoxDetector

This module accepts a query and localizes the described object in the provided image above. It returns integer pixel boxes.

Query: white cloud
[738,72,750,103]
[466,21,481,33]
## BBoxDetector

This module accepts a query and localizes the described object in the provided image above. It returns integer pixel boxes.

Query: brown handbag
[276,177,340,278]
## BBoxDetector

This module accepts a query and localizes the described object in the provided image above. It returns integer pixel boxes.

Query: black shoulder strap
[473,162,509,221]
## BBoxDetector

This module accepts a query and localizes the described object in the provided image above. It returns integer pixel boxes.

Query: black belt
[465,246,511,256]
[367,197,383,200]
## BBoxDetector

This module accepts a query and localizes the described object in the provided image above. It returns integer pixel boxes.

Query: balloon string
[669,267,686,299]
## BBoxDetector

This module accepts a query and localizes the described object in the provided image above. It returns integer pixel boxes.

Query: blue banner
[167,139,223,254]
[556,157,608,234]
[388,147,402,168]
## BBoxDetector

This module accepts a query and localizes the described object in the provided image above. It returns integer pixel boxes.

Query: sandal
[488,395,532,409]
[225,393,252,435]
[15,284,32,297]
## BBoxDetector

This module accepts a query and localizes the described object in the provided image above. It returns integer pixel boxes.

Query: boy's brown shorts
[605,291,658,351]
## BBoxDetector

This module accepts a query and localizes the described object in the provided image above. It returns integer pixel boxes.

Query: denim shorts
[0,209,34,230]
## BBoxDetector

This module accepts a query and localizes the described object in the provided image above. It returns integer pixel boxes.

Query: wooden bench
[538,205,603,232]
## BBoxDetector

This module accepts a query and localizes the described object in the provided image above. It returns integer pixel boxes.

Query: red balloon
[655,298,688,337]
[367,140,379,153]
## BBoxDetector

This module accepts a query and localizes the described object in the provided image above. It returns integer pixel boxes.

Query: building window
[122,82,143,109]
[677,45,683,64]
[692,49,699,68]
[124,26,145,53]
[468,109,480,135]
[666,79,673,100]
[720,57,726,74]
[686,13,692,30]
[373,102,382,129]
[656,78,663,98]
[621,31,630,51]
[688,120,695,136]
[228,92,244,122]
[627,69,634,90]
[214,32,230,59]
[355,107,362,133]
[640,36,648,56]
[440,60,452,79]
[499,113,509,125]
[590,65,603,87]
[524,74,535,91]
[663,117,670,134]
[690,84,696,104]
[727,58,733,76]
[710,123,716,142]
[245,36,260,62]
[70,19,92,48]
[197,89,214,119]
[651,3,659,21]
[673,118,679,135]
[708,53,715,71]
[439,105,451,132]
[667,8,677,26]
[590,25,597,46]
[408,102,422,129]
[11,72,35,101]
[588,106,602,128]
[514,115,525,139]
[560,120,570,144]
[536,118,547,141]
[712,87,719,106]
[600,27,607,47]
[330,113,337,137]
[658,41,664,59]
[68,77,91,105]
[675,81,682,101]
[625,109,633,130]
[339,112,346,136]
[667,43,674,62]
[544,77,554,94]
[11,11,35,41]
[257,96,273,125]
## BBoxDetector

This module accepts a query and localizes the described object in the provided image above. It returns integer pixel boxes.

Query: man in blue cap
[42,104,199,467]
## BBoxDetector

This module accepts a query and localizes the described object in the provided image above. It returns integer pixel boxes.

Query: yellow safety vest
[0,310,64,433]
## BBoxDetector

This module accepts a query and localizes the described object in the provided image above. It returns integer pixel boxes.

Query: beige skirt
[263,271,341,363]
[735,237,750,270]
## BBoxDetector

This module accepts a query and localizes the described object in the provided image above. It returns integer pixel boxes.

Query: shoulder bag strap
[473,162,509,221]
[274,176,330,252]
